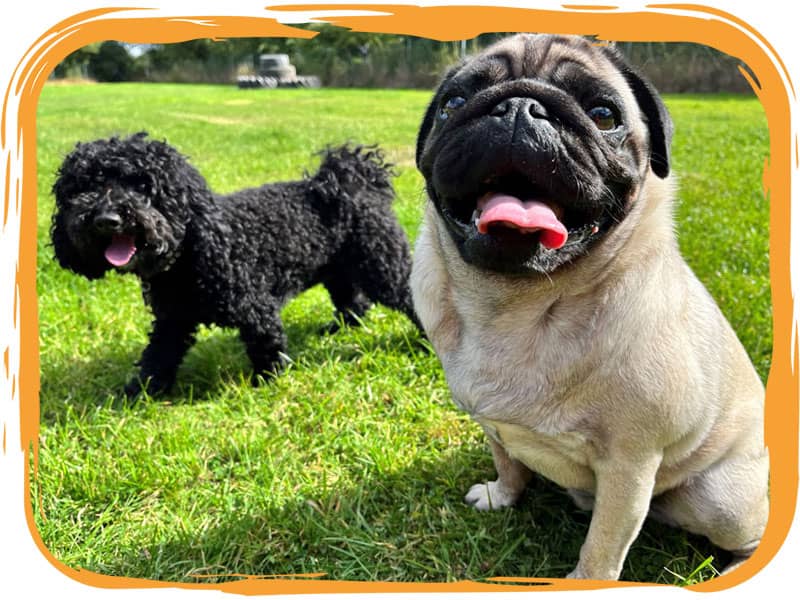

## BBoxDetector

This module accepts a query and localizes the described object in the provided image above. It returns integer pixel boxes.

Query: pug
[411,33,768,581]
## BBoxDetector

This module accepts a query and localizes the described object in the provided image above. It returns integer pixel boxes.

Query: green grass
[33,83,770,586]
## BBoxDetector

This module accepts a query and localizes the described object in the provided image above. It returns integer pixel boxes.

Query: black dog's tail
[309,144,396,204]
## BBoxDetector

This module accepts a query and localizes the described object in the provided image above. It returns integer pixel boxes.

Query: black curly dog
[51,133,419,397]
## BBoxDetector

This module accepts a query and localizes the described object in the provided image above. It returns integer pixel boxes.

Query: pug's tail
[309,144,396,204]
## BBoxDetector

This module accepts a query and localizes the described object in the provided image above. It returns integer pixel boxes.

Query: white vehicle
[237,54,321,88]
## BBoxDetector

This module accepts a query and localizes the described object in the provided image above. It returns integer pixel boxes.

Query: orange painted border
[3,2,795,595]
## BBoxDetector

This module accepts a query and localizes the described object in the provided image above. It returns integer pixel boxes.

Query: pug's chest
[441,322,589,424]
[440,327,601,488]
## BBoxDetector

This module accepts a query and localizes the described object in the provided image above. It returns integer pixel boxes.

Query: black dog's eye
[438,96,466,121]
[588,106,617,131]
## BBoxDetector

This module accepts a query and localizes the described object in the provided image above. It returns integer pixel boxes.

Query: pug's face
[416,34,673,274]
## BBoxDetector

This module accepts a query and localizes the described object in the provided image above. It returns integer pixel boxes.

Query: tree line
[53,26,754,93]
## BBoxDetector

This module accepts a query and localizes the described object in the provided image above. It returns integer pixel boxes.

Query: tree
[88,41,134,82]
[52,43,101,79]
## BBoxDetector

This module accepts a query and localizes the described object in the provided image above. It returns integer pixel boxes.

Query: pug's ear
[605,48,674,178]
[416,64,463,169]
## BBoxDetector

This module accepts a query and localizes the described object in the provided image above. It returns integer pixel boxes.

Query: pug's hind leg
[650,449,769,575]
[466,437,533,510]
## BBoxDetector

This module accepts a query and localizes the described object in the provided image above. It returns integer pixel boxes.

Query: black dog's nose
[93,212,123,233]
[491,97,549,120]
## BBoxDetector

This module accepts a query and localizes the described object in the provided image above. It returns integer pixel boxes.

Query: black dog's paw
[321,309,368,336]
[123,378,145,400]
[320,319,349,335]
[250,370,276,387]
[249,353,290,386]
[123,375,173,399]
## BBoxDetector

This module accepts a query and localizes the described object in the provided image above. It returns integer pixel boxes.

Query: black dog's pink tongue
[476,193,568,249]
[105,234,136,266]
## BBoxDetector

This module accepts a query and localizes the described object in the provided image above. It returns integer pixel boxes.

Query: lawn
[33,83,771,587]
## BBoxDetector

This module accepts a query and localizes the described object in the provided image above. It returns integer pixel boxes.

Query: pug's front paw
[465,480,519,510]
[566,562,620,580]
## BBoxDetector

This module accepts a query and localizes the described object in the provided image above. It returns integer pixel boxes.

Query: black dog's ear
[52,144,83,204]
[416,64,463,169]
[605,48,673,178]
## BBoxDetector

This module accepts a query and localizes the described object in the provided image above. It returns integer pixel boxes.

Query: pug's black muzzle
[419,80,635,274]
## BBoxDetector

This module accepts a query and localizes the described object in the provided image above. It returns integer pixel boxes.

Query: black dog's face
[416,34,673,275]
[51,133,206,280]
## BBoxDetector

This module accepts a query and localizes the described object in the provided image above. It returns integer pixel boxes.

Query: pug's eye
[438,96,466,121]
[588,106,617,131]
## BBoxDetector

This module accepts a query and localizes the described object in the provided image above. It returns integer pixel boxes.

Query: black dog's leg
[350,228,423,332]
[322,276,372,332]
[125,319,198,398]
[239,307,288,385]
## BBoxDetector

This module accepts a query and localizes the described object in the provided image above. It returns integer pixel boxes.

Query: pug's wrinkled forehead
[446,34,634,109]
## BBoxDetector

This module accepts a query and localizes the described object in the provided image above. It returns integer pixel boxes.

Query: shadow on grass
[38,311,424,424]
[37,307,713,585]
[61,447,720,587]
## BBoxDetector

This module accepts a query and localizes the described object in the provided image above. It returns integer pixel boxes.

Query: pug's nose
[93,212,123,233]
[491,97,549,120]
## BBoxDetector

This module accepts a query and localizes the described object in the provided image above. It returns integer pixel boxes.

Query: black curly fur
[51,132,419,397]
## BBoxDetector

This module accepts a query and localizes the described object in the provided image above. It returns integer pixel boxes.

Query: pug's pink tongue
[476,193,568,249]
[105,234,136,266]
